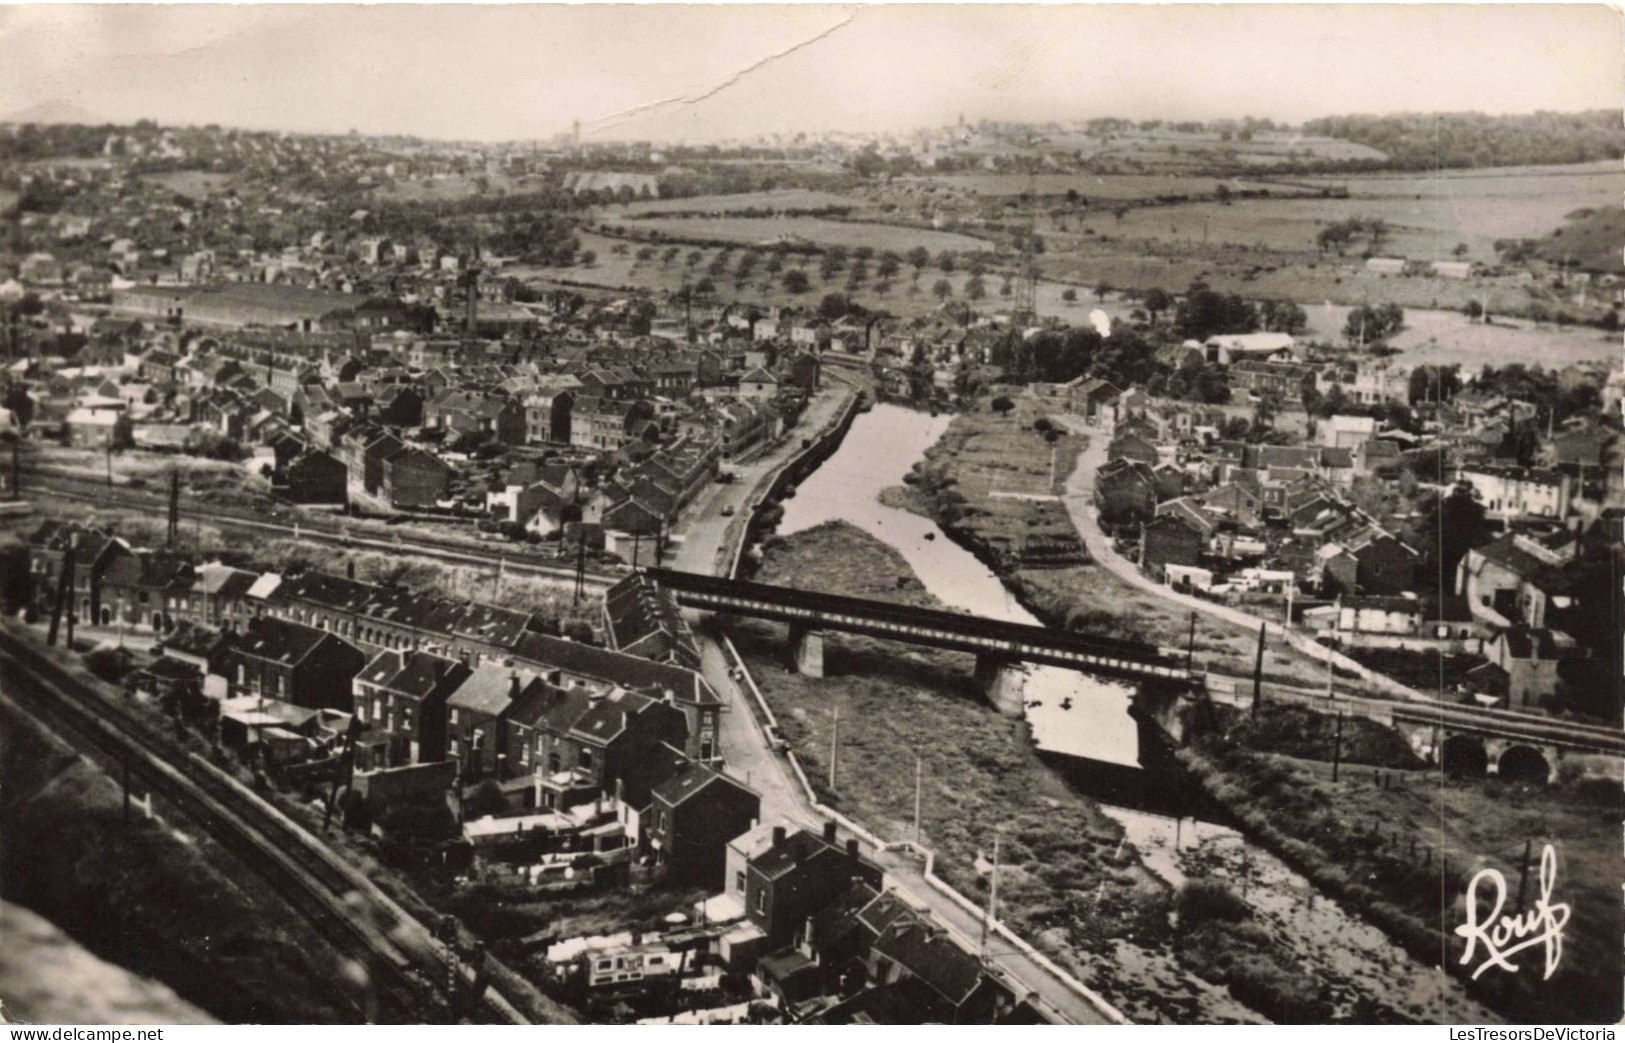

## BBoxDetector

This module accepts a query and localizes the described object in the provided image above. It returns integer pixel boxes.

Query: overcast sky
[1,4,1618,143]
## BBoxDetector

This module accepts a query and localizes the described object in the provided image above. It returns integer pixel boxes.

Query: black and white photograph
[0,2,1620,1028]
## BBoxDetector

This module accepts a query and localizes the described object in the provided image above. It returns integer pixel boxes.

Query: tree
[579,249,597,267]
[1452,242,1470,258]
[1175,287,1259,341]
[1414,483,1490,600]
[907,246,930,271]
[1258,299,1308,335]
[818,293,850,321]
[1061,288,1078,303]
[965,275,987,300]
[931,278,953,301]
[782,269,810,294]
[936,251,956,274]
[1343,303,1405,345]
[1143,287,1173,322]
[1407,364,1461,405]
[990,395,1015,416]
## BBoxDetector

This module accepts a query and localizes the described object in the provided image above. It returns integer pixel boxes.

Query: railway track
[0,625,537,1025]
[17,467,616,591]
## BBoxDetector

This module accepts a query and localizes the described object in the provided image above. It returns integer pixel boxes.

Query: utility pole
[1331,712,1345,782]
[827,706,839,791]
[1185,610,1197,673]
[573,527,586,606]
[913,754,923,845]
[981,833,1001,960]
[1250,621,1265,718]
[11,440,20,500]
[167,469,180,548]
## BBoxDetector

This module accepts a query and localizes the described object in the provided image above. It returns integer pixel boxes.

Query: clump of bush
[1175,878,1250,926]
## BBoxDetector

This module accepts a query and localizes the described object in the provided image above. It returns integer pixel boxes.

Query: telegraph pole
[981,833,1001,960]
[827,706,839,791]
[1331,712,1345,782]
[1185,610,1197,673]
[913,754,923,845]
[1251,621,1266,717]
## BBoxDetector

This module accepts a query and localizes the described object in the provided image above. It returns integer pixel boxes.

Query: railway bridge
[642,567,1194,714]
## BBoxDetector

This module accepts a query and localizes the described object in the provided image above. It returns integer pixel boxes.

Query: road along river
[774,401,1495,1023]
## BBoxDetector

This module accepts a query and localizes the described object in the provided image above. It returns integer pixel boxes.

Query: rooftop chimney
[822,821,837,845]
[846,839,860,863]
[772,825,786,848]
[508,672,522,699]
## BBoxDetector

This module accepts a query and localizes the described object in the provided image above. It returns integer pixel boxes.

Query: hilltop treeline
[1302,110,1624,169]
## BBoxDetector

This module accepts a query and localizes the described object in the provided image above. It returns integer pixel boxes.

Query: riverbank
[895,394,1362,691]
[0,700,369,1023]
[1177,704,1622,1024]
[733,520,1497,1023]
[896,396,1089,572]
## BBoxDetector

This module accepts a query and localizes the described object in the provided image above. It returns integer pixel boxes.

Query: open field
[1063,161,1623,263]
[1301,303,1619,371]
[143,170,235,201]
[897,173,1288,201]
[623,215,992,253]
[612,188,856,216]
[1043,129,1389,168]
[374,172,537,202]
[518,231,1051,321]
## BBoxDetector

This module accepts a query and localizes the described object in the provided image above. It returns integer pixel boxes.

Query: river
[776,401,1495,1023]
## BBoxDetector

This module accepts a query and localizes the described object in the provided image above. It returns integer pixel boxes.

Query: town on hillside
[0,4,1620,1030]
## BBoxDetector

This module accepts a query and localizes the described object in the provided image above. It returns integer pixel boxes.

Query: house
[1456,464,1573,522]
[1106,433,1160,467]
[1364,256,1407,275]
[352,650,471,769]
[1320,414,1378,450]
[381,447,452,509]
[1093,459,1157,527]
[1347,531,1418,596]
[1064,377,1122,421]
[447,664,543,780]
[1141,510,1208,578]
[224,616,367,712]
[1204,332,1295,366]
[1335,595,1421,635]
[1456,533,1569,628]
[1480,627,1571,710]
[854,891,1012,1024]
[185,562,260,629]
[644,765,761,889]
[283,450,348,505]
[25,523,138,627]
[745,823,885,950]
[602,573,703,671]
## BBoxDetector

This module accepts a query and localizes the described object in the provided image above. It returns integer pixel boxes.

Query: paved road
[668,384,1119,1025]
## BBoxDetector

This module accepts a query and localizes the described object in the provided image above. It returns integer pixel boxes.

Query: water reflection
[780,403,1144,769]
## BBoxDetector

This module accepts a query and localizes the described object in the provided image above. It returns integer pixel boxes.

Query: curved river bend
[775,401,1492,1024]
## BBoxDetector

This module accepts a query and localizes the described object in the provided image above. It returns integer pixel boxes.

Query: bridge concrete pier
[789,623,825,678]
[974,654,1026,717]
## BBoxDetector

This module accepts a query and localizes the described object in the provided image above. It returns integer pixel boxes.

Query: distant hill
[1302,110,1624,171]
[4,100,107,126]
[1538,207,1625,274]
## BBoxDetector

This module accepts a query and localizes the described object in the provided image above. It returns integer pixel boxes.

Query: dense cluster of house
[3,283,835,558]
[17,517,1024,1024]
[1039,339,1622,714]
[541,817,1028,1024]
